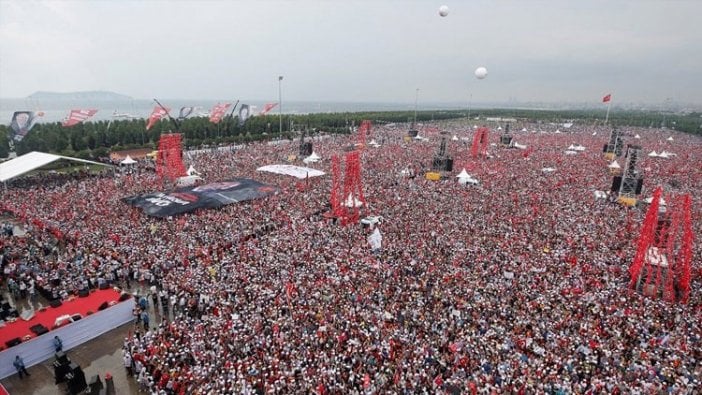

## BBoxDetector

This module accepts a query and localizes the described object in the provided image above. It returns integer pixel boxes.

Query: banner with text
[123,178,279,217]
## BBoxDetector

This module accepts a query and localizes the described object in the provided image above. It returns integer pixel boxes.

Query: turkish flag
[602,94,612,103]
[146,106,170,130]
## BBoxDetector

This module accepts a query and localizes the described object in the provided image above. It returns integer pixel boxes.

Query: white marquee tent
[0,151,112,183]
[257,164,325,179]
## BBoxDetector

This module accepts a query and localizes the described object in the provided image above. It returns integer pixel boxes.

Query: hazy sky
[1,0,700,104]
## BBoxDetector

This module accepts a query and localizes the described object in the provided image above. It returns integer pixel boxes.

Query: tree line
[0,109,699,159]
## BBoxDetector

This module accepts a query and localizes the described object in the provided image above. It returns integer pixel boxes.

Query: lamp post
[278,76,283,137]
[413,88,419,127]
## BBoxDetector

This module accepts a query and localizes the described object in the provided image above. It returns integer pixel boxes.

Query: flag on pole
[146,106,170,130]
[9,111,41,141]
[238,104,251,126]
[178,106,195,120]
[62,109,98,127]
[259,102,278,116]
[602,94,612,103]
[209,103,232,124]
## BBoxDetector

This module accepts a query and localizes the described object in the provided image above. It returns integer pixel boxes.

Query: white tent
[451,135,459,141]
[643,196,667,205]
[257,164,325,179]
[592,132,597,136]
[521,128,527,132]
[0,151,112,183]
[186,165,201,176]
[573,145,586,152]
[497,127,503,131]
[565,150,577,155]
[555,129,561,133]
[120,155,137,165]
[456,168,478,185]
[368,139,381,147]
[367,227,382,251]
[176,175,203,187]
[302,152,321,164]
[648,151,659,157]
[513,142,527,150]
[634,134,641,139]
[657,151,670,159]
[541,167,556,173]
[344,194,363,208]
[594,190,609,200]
[608,160,621,169]
[667,136,674,141]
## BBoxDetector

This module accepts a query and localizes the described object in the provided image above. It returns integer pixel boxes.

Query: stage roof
[0,151,111,183]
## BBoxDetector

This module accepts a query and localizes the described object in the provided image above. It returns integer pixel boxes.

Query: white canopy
[257,164,325,179]
[521,128,527,132]
[565,150,577,155]
[120,155,137,165]
[667,136,674,141]
[594,190,609,200]
[643,196,667,205]
[0,151,111,183]
[302,152,321,164]
[458,176,479,185]
[657,151,670,159]
[634,134,641,139]
[451,135,458,141]
[648,151,659,157]
[344,194,363,208]
[456,168,470,178]
[608,160,621,169]
[368,139,381,147]
[573,145,586,151]
[497,127,503,131]
[367,227,382,250]
[513,142,527,150]
[186,165,201,176]
[176,175,203,187]
[555,129,561,133]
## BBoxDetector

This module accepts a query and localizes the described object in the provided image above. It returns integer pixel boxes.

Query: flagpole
[278,76,283,138]
[604,97,612,125]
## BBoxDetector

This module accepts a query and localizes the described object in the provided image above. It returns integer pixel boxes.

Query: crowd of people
[1,120,701,394]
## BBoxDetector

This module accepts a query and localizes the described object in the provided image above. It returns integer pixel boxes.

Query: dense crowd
[1,121,701,394]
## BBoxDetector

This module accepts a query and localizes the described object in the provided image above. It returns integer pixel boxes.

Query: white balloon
[439,5,449,17]
[475,66,488,79]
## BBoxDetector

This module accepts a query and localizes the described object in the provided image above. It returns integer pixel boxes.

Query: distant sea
[0,98,468,125]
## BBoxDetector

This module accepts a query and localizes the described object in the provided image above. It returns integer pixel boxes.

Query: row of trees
[0,109,699,159]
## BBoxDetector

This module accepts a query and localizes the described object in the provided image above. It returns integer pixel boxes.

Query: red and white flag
[62,109,98,127]
[259,102,278,115]
[602,94,612,103]
[209,102,232,124]
[146,106,170,130]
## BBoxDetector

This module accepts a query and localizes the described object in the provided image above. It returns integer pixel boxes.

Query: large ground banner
[124,178,279,217]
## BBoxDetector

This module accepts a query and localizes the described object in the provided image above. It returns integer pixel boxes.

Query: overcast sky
[1,0,700,105]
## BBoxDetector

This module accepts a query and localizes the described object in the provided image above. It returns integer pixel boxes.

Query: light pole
[413,88,419,127]
[278,76,283,137]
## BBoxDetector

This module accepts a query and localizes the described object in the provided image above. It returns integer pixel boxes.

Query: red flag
[62,109,98,127]
[209,103,232,124]
[602,94,611,103]
[259,102,278,115]
[146,106,170,130]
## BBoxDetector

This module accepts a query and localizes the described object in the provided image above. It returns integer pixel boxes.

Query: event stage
[0,289,134,379]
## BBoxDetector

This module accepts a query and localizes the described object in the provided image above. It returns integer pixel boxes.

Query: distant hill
[27,91,133,101]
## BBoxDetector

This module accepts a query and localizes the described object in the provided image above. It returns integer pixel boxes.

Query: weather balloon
[475,66,488,79]
[439,5,449,17]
